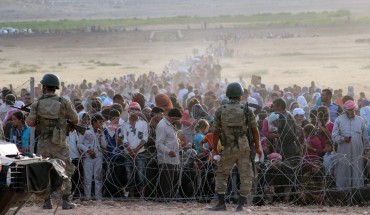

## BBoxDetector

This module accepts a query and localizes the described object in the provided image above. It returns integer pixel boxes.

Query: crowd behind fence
[1,44,370,206]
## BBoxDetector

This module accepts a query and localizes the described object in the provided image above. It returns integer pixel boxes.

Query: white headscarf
[297,95,308,109]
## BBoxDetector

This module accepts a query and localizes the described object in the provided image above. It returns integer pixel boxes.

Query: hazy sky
[1,0,369,21]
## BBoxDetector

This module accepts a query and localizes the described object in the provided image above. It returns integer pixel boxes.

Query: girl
[193,119,210,154]
[10,111,30,154]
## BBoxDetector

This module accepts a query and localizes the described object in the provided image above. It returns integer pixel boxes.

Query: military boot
[236,196,246,212]
[208,194,226,211]
[42,196,52,209]
[62,195,76,210]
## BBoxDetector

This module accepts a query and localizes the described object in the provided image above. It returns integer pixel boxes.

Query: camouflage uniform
[27,93,78,196]
[214,99,257,197]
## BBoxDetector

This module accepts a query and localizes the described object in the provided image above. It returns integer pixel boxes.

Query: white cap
[293,108,305,116]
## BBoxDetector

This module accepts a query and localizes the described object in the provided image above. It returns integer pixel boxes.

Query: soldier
[209,82,262,211]
[26,73,79,210]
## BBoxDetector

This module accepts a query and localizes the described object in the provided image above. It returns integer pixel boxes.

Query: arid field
[1,24,370,95]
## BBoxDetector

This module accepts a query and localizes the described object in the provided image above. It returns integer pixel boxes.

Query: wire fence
[62,146,370,206]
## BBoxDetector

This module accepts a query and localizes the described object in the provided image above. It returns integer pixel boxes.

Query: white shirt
[177,88,188,105]
[78,129,108,159]
[248,96,258,112]
[156,117,180,165]
[102,97,113,106]
[122,119,148,154]
[67,131,80,159]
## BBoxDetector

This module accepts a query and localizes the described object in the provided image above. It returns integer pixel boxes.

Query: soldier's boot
[42,196,53,209]
[62,195,76,210]
[236,196,246,212]
[208,194,226,211]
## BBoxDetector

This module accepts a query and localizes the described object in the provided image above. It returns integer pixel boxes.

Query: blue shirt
[313,100,342,122]
[193,133,207,154]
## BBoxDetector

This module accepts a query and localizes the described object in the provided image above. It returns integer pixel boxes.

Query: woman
[316,106,334,152]
[180,98,199,144]
[10,111,30,154]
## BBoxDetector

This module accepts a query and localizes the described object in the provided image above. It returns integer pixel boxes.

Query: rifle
[244,102,257,177]
[12,104,86,136]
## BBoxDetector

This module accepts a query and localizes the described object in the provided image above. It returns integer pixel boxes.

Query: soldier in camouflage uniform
[209,82,262,211]
[26,73,79,210]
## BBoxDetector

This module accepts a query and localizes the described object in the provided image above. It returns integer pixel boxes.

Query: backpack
[221,103,246,130]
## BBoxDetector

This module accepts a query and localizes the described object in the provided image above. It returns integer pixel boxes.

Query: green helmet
[226,82,244,98]
[40,73,60,89]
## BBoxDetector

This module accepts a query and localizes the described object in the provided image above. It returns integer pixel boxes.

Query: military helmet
[226,82,244,98]
[40,73,60,89]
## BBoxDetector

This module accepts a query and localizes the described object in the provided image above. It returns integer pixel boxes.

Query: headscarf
[297,95,308,109]
[155,94,173,111]
[343,100,356,110]
[268,112,280,123]
[292,108,305,116]
[267,152,282,160]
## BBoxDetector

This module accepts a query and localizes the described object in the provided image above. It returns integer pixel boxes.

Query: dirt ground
[10,199,370,215]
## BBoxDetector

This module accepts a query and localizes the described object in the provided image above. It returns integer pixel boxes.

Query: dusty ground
[10,199,370,215]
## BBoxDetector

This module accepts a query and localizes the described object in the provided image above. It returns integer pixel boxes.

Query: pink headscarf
[343,100,356,110]
[128,102,141,110]
[267,152,282,160]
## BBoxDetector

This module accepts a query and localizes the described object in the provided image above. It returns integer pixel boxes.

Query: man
[209,82,262,211]
[145,106,164,198]
[242,88,261,114]
[177,83,188,107]
[121,102,148,197]
[148,84,160,104]
[26,73,78,210]
[23,92,32,105]
[102,89,114,107]
[272,98,297,162]
[113,94,128,121]
[315,89,342,122]
[155,107,182,201]
[0,94,16,121]
[332,100,369,190]
[182,85,193,108]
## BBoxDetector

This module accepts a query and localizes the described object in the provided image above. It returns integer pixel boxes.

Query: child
[78,114,107,200]
[193,119,210,155]
[323,141,336,187]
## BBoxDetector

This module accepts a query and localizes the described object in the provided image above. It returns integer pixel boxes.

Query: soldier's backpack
[36,96,66,144]
[221,103,247,131]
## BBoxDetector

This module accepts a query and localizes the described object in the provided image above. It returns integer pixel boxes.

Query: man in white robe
[332,100,370,190]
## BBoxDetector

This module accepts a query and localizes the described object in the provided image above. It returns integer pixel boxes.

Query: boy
[78,114,107,200]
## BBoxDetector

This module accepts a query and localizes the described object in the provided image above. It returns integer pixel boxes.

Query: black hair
[91,113,104,124]
[273,98,286,110]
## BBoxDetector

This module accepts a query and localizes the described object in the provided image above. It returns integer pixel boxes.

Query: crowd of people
[1,53,370,207]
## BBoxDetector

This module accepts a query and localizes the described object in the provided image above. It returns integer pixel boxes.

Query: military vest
[36,95,67,142]
[221,102,247,135]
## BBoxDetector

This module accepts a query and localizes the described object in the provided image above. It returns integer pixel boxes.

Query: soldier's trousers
[37,139,75,196]
[215,150,253,196]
